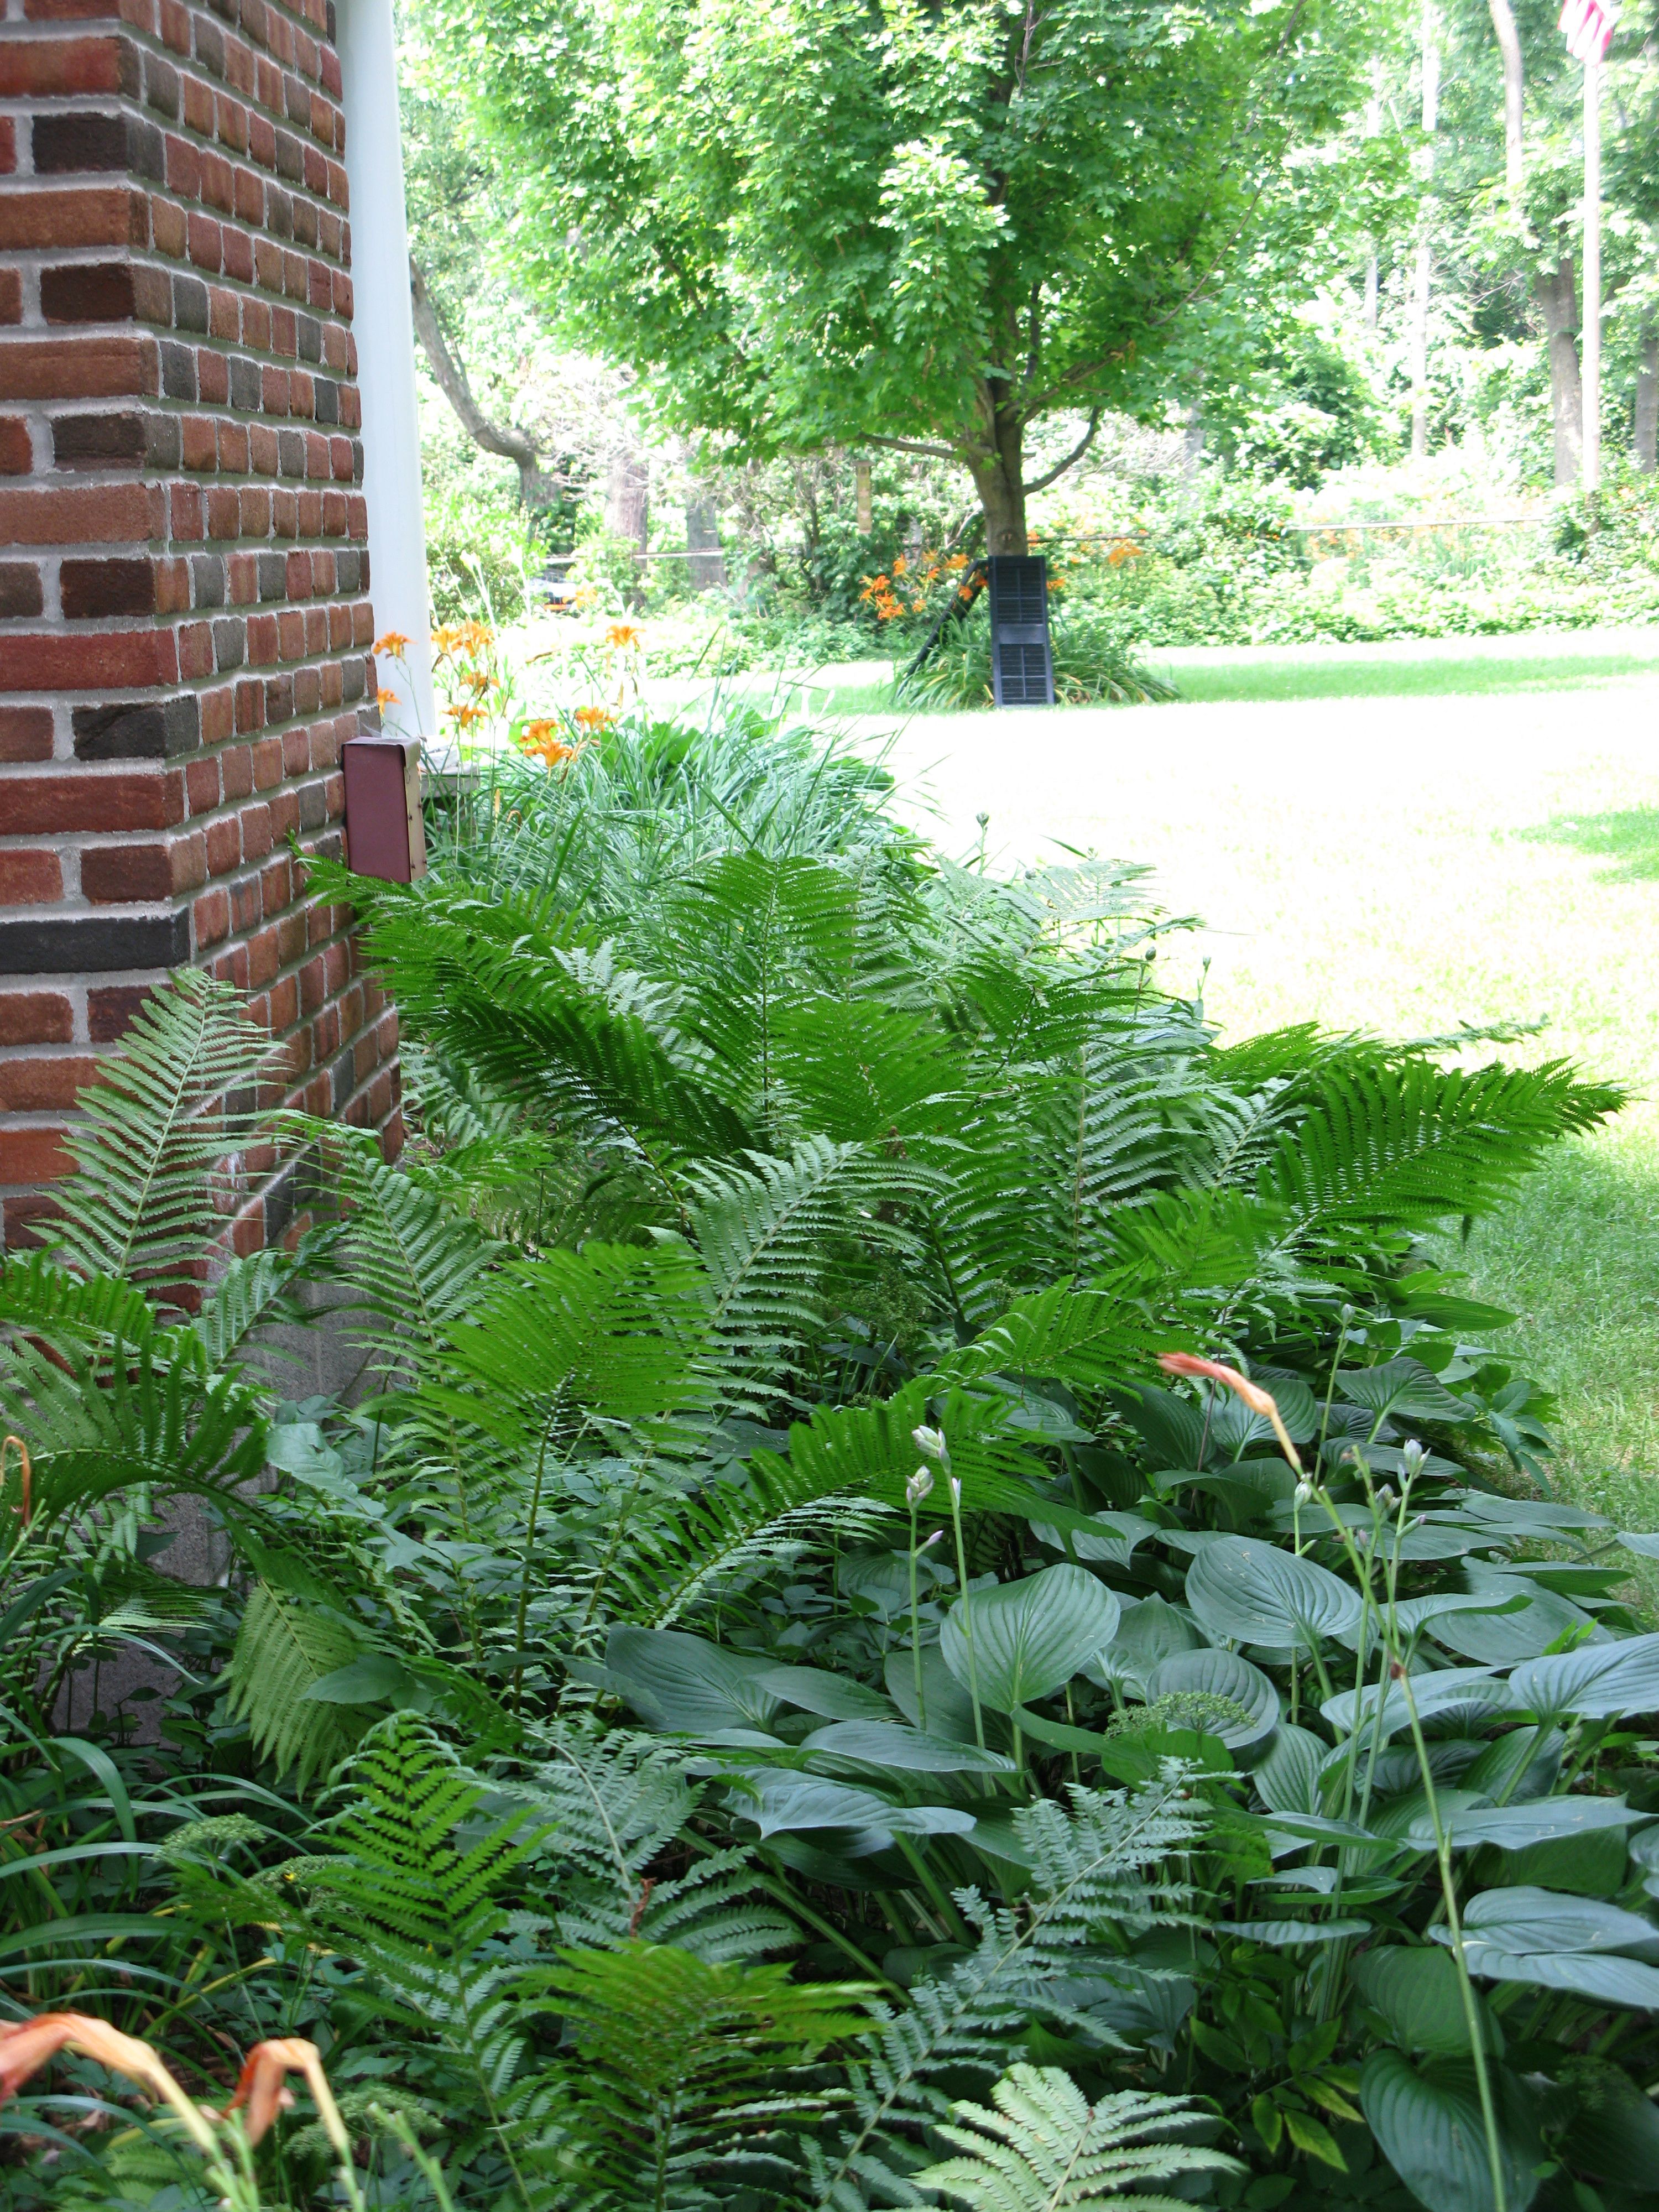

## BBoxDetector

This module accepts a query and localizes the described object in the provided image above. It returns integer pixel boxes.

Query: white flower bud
[1401,1441,1426,1475]
[948,1475,963,1508]
[1378,1485,1397,1510]
[912,1425,948,1462]
[1294,1479,1315,1506]
[905,1467,935,1507]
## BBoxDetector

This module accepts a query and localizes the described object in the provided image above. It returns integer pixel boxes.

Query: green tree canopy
[430,0,1380,550]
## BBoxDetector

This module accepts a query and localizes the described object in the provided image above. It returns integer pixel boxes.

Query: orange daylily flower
[445,703,487,729]
[1157,1353,1303,1474]
[573,705,616,733]
[893,554,908,576]
[223,2038,351,2156]
[430,624,465,656]
[604,622,643,649]
[372,630,410,658]
[374,687,399,711]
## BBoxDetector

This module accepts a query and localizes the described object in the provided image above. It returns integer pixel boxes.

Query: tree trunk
[1409,6,1439,460]
[1487,0,1524,201]
[607,446,650,551]
[684,491,727,589]
[854,460,873,533]
[1636,325,1658,474]
[1535,260,1583,487]
[408,258,564,512]
[1182,399,1205,472]
[968,397,1027,555]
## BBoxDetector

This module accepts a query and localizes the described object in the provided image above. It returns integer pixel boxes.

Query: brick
[0,562,44,618]
[0,852,64,905]
[81,841,183,902]
[60,557,155,619]
[0,419,30,473]
[0,481,158,545]
[0,38,138,101]
[0,910,190,975]
[0,336,156,403]
[1,188,147,253]
[6,630,179,689]
[32,111,132,174]
[51,409,148,467]
[0,1058,101,1113]
[0,271,20,326]
[88,984,157,1042]
[0,1129,74,1187]
[72,695,200,761]
[0,992,74,1046]
[0,771,184,836]
[0,708,54,763]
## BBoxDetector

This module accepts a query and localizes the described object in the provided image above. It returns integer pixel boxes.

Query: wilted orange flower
[604,621,643,649]
[372,630,410,657]
[224,2038,351,2158]
[3,1436,32,1531]
[463,669,497,694]
[573,705,616,733]
[1158,1352,1303,1474]
[0,2014,215,2153]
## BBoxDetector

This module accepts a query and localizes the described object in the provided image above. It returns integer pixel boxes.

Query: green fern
[48,968,278,1301]
[543,1942,874,2212]
[917,2065,1238,2212]
[810,1780,1207,2208]
[221,1564,371,1790]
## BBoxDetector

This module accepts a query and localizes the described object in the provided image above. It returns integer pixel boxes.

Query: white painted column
[337,0,438,740]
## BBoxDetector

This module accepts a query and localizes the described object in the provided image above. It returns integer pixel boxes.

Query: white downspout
[336,0,439,742]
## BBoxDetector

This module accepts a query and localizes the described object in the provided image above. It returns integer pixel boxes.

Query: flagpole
[1583,48,1601,491]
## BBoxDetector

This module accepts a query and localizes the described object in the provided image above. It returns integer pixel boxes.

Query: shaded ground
[851,637,1659,1521]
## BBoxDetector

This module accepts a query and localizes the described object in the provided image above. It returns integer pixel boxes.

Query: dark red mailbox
[342,734,427,883]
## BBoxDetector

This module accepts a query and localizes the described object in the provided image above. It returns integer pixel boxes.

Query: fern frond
[1261,1057,1620,1244]
[221,1577,369,1790]
[811,1780,1207,2208]
[919,2065,1238,2212]
[330,1142,504,1380]
[48,968,275,1299]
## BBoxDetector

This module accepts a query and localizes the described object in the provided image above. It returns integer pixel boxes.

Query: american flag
[1560,0,1615,62]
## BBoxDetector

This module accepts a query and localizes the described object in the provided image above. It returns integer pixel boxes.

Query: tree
[427,0,1378,553]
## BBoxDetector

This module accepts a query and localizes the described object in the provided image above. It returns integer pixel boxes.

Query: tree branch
[864,432,964,462]
[409,256,564,510]
[1021,408,1102,494]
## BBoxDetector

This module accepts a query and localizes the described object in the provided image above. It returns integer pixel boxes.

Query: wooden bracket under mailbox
[342,734,427,883]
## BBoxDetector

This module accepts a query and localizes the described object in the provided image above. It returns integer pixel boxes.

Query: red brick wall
[0,0,400,1252]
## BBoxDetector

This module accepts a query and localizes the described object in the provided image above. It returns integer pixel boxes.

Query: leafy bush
[900,601,1178,707]
[3,698,1654,2212]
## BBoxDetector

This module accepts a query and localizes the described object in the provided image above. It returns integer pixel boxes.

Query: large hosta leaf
[1353,1945,1489,2056]
[1458,1885,1659,1958]
[1143,1647,1279,1747]
[1323,1666,1511,1740]
[1509,1632,1659,1721]
[1360,2050,1541,2212]
[1427,1797,1645,1853]
[1335,1357,1473,1422]
[1248,1724,1328,1815]
[940,1564,1119,1712]
[1432,1577,1599,1665]
[1185,1536,1361,1651]
[605,1626,781,1733]
[1455,1943,1659,2010]
[801,1721,1013,1773]
[729,1772,975,1841]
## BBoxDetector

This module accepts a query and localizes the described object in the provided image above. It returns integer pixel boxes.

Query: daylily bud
[912,1425,948,1463]
[906,1467,934,1507]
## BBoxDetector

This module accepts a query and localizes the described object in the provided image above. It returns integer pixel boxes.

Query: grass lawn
[844,630,1659,1527]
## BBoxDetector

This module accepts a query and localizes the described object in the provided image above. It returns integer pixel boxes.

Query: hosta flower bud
[949,1475,963,1508]
[912,1425,948,1462]
[1401,1440,1426,1475]
[1378,1484,1397,1510]
[1294,1479,1315,1506]
[906,1468,934,1507]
